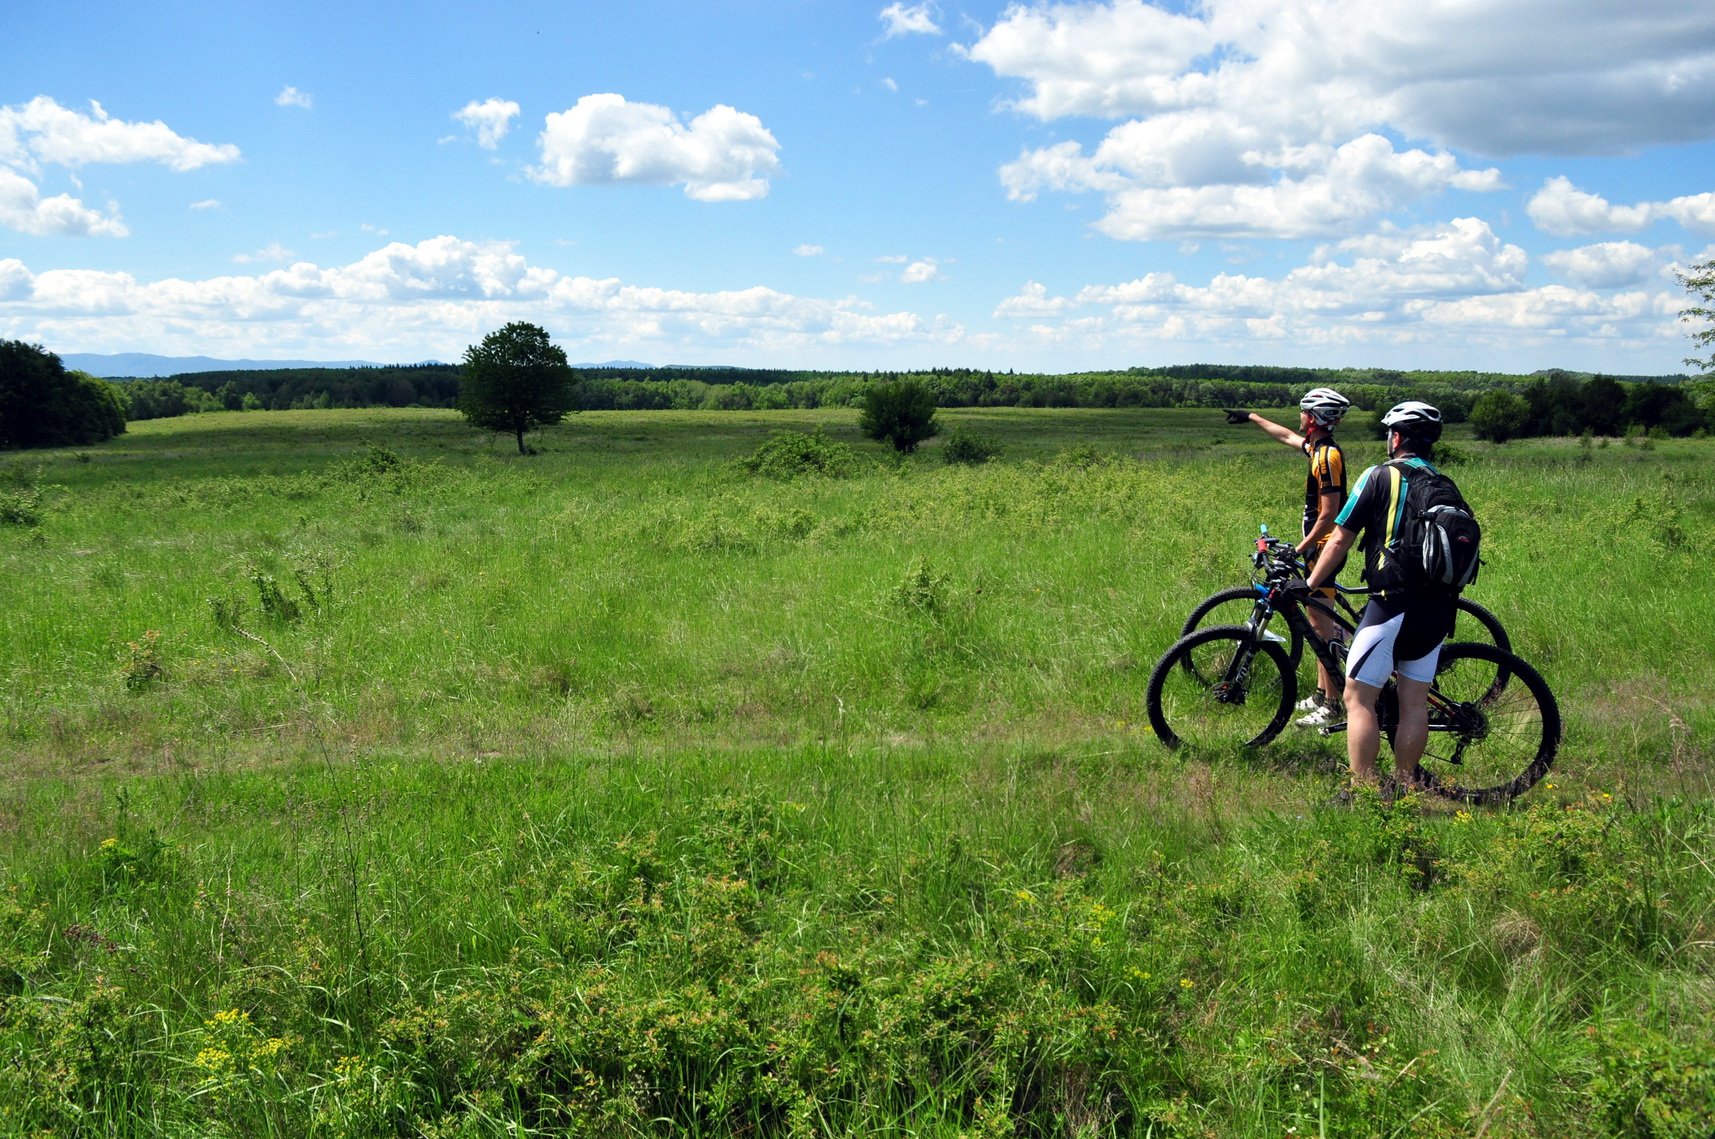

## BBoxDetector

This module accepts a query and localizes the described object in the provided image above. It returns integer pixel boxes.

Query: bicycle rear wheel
[1411,642,1559,804]
[1452,597,1511,656]
[1179,586,1302,669]
[1147,625,1296,750]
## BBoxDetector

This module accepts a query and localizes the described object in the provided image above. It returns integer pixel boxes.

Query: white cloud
[453,98,521,149]
[0,236,963,360]
[233,242,296,265]
[0,97,239,237]
[880,3,941,38]
[1542,241,1660,288]
[962,0,1715,239]
[531,94,781,201]
[190,198,222,211]
[984,217,1682,361]
[994,280,1077,317]
[0,97,241,172]
[901,258,941,283]
[1529,176,1715,237]
[0,166,127,236]
[793,244,825,257]
[275,86,313,110]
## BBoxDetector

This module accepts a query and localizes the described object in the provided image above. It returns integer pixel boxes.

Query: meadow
[1,406,1711,1137]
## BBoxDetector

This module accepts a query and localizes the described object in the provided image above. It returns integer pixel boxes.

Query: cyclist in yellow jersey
[1226,387,1350,724]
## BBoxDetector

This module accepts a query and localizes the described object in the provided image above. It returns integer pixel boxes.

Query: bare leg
[1389,675,1430,787]
[1343,678,1383,784]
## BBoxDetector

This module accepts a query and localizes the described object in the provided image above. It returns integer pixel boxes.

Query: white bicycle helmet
[1298,387,1350,426]
[1381,400,1443,441]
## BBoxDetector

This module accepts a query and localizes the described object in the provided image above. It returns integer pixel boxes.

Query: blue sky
[3,0,1714,374]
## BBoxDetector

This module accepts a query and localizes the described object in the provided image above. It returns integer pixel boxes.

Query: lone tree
[1,340,128,450]
[457,322,577,453]
[1678,257,1715,372]
[1468,389,1529,444]
[859,377,940,453]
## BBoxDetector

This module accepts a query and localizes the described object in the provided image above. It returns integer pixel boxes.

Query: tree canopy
[456,323,577,453]
[0,340,128,450]
[858,378,940,453]
[1678,258,1715,373]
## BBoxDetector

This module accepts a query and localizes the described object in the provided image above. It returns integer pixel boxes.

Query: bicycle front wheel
[1147,625,1296,750]
[1179,586,1302,668]
[1413,642,1560,804]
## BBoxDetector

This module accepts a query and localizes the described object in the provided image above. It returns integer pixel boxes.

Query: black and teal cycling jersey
[1335,456,1441,597]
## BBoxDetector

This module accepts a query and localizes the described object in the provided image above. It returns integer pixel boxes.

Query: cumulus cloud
[1,97,241,172]
[0,97,239,237]
[0,235,961,360]
[275,86,313,109]
[454,98,521,149]
[901,258,941,283]
[793,244,825,256]
[1528,176,1715,236]
[1541,241,1660,287]
[880,3,941,38]
[988,217,1680,360]
[0,166,128,236]
[962,0,1715,239]
[531,94,781,201]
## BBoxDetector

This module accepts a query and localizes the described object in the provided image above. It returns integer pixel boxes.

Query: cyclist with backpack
[1226,388,1351,726]
[1300,401,1481,792]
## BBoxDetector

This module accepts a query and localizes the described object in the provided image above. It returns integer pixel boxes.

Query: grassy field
[2,406,1711,1137]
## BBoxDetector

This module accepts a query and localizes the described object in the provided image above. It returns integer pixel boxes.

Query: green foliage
[2,405,1715,1135]
[942,427,1002,464]
[734,427,855,478]
[1590,1019,1715,1138]
[859,377,940,452]
[1470,389,1530,443]
[1,341,128,450]
[457,322,577,453]
[1677,256,1715,373]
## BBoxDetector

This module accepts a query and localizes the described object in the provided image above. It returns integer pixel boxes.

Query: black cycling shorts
[1346,592,1455,687]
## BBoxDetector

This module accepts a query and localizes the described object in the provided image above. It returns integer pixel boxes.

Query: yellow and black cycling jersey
[1300,436,1347,545]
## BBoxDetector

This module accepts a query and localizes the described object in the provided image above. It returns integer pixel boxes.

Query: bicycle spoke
[1148,626,1295,750]
[1413,642,1559,803]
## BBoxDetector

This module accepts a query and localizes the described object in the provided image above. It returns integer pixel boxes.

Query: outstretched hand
[1224,408,1251,425]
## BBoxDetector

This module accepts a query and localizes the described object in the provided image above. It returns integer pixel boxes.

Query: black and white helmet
[1298,387,1350,426]
[1381,400,1443,441]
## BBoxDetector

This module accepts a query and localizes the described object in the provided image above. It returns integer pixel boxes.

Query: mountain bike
[1145,529,1560,804]
[1178,524,1510,669]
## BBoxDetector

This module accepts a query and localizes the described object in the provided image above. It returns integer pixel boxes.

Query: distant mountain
[65,353,394,378]
[575,359,655,369]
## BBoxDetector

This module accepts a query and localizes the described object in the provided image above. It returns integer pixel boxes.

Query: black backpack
[1377,459,1482,592]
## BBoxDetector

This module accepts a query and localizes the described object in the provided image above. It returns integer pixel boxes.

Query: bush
[735,429,855,479]
[941,428,1001,465]
[859,379,939,453]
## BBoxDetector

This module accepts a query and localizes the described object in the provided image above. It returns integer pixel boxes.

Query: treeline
[1469,372,1714,442]
[121,365,463,420]
[106,361,1711,437]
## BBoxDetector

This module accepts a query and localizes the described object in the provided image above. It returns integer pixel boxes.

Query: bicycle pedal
[1318,720,1348,737]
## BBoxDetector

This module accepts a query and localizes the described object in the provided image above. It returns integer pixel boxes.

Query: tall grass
[2,407,1712,1136]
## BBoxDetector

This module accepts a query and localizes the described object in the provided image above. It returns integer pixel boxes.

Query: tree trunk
[515,427,527,454]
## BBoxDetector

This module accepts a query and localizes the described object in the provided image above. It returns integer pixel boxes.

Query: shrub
[941,428,1001,465]
[735,428,855,478]
[859,379,940,453]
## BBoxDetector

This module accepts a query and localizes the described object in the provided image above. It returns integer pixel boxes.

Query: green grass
[2,407,1712,1136]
